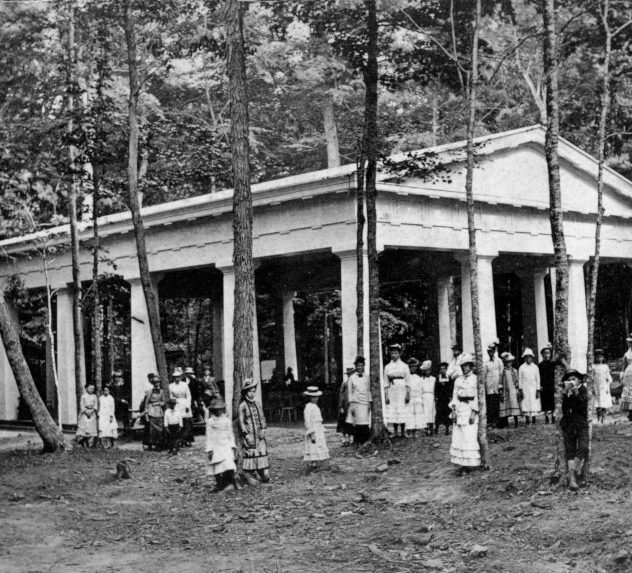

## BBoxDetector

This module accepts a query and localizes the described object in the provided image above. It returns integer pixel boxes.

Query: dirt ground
[1,417,632,573]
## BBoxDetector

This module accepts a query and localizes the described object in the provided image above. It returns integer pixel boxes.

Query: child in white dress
[593,349,613,423]
[98,386,118,448]
[420,360,437,436]
[203,394,238,492]
[303,386,330,467]
[405,358,424,437]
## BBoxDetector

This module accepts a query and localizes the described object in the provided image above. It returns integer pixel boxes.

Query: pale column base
[56,288,78,425]
[568,260,588,372]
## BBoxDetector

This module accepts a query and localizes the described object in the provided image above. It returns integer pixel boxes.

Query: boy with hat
[164,398,183,455]
[561,370,589,490]
[337,366,354,445]
[347,356,372,445]
[203,393,239,492]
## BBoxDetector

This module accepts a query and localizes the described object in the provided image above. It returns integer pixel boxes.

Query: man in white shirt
[483,343,504,427]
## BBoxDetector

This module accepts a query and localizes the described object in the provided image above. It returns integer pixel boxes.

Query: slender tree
[65,0,86,405]
[463,0,489,469]
[123,0,170,395]
[225,0,255,450]
[0,294,70,452]
[541,0,571,481]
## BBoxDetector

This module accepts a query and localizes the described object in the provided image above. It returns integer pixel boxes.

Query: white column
[335,249,370,372]
[56,288,78,425]
[460,259,474,352]
[568,259,588,372]
[129,278,158,413]
[218,265,261,409]
[534,270,550,353]
[211,300,223,379]
[437,276,453,362]
[458,254,497,352]
[0,300,19,420]
[282,291,298,375]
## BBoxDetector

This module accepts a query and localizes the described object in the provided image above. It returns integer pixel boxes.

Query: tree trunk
[583,0,614,482]
[66,1,86,407]
[323,311,330,385]
[0,295,70,452]
[542,0,571,480]
[323,94,341,168]
[465,0,490,469]
[91,168,103,394]
[356,155,366,357]
[448,277,457,347]
[363,0,386,441]
[226,0,255,456]
[123,0,170,396]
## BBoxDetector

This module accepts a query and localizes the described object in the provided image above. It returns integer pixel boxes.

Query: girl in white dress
[420,360,436,436]
[76,384,98,448]
[593,349,613,423]
[449,354,480,473]
[169,368,194,446]
[303,386,329,467]
[384,344,410,438]
[98,386,118,448]
[203,394,238,492]
[518,348,542,425]
[405,358,423,437]
[620,337,632,421]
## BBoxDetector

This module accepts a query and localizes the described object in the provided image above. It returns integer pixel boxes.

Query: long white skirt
[520,380,542,416]
[420,393,436,426]
[304,425,329,461]
[405,399,424,429]
[450,419,481,467]
[207,448,236,476]
[98,415,119,439]
[384,379,407,425]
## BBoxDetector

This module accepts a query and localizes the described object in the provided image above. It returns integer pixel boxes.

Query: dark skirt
[147,416,164,447]
[165,425,181,450]
[181,418,194,443]
[435,398,452,426]
[541,385,555,412]
[336,410,351,434]
[242,438,270,471]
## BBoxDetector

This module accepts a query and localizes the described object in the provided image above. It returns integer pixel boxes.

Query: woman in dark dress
[435,362,454,435]
[538,345,556,424]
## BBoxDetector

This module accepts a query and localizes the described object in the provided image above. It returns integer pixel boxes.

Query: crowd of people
[73,334,632,492]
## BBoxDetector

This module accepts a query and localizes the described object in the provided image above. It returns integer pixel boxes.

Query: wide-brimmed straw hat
[420,360,432,371]
[389,343,402,351]
[407,357,420,367]
[501,352,515,362]
[241,378,258,393]
[172,367,183,377]
[303,386,323,397]
[184,367,195,375]
[522,348,535,358]
[540,343,553,354]
[487,343,496,351]
[458,353,475,366]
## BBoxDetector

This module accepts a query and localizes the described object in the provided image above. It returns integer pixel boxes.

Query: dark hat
[439,362,449,368]
[354,356,365,364]
[451,344,460,351]
[208,396,226,410]
[562,369,585,382]
[167,397,177,404]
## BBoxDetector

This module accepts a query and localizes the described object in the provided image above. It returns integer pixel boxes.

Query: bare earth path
[1,420,631,573]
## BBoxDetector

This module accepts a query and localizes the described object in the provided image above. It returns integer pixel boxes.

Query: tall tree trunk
[123,0,169,396]
[66,0,85,406]
[583,0,621,482]
[226,0,255,450]
[364,0,386,441]
[323,94,341,168]
[448,277,457,347]
[91,168,103,394]
[356,155,366,357]
[465,0,490,469]
[542,0,571,480]
[0,295,70,452]
[105,296,115,379]
[323,311,330,385]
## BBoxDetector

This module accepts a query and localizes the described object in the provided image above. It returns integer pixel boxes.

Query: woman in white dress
[75,384,98,448]
[518,348,542,425]
[405,358,423,437]
[346,356,372,445]
[98,386,118,448]
[593,349,613,423]
[620,336,632,421]
[384,344,410,438]
[303,386,329,467]
[169,368,194,446]
[420,360,436,436]
[449,354,480,473]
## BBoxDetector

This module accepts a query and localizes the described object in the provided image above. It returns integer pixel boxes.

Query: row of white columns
[0,253,592,423]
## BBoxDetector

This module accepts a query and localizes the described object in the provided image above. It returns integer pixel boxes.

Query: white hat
[303,386,323,397]
[540,343,553,353]
[522,348,535,358]
[458,353,475,366]
[487,343,496,351]
[420,360,432,371]
[501,352,515,362]
[172,367,183,377]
